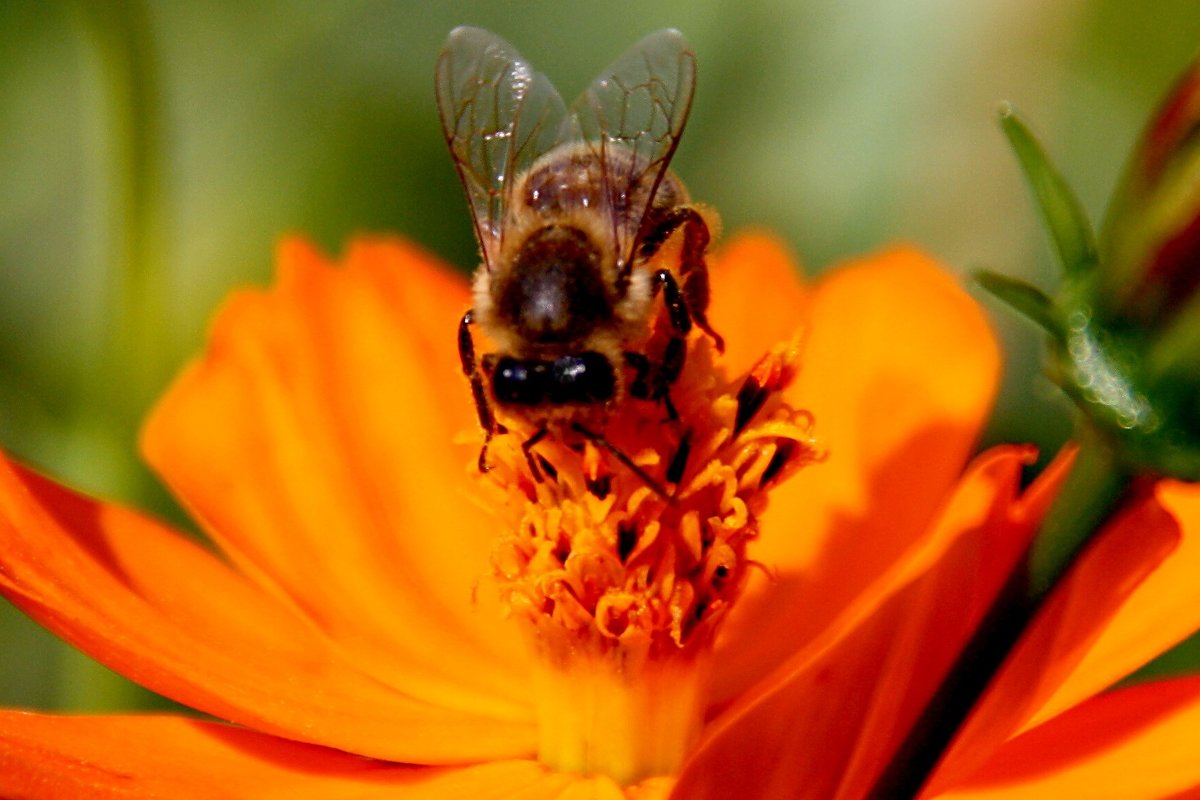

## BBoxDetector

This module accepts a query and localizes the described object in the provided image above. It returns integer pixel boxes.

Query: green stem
[52,0,167,714]
[1029,433,1133,599]
[72,0,167,455]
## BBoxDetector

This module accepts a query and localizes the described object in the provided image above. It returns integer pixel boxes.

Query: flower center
[477,331,819,785]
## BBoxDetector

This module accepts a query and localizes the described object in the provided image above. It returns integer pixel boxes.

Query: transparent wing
[571,29,697,269]
[435,26,567,269]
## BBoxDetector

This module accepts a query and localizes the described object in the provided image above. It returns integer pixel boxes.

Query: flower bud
[985,61,1200,480]
[1101,57,1200,329]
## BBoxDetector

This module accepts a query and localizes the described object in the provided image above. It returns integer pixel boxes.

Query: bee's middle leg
[639,269,695,419]
[624,345,678,422]
[640,207,724,352]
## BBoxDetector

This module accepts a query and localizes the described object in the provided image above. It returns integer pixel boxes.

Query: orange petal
[141,237,532,717]
[713,247,1001,700]
[1020,480,1200,728]
[0,454,535,763]
[0,711,569,799]
[930,489,1181,793]
[707,232,809,377]
[937,676,1200,799]
[675,446,1041,800]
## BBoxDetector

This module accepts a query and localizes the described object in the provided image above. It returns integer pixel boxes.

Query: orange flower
[2,233,1200,798]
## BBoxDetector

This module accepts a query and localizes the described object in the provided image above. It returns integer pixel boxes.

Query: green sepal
[975,270,1065,341]
[999,103,1099,280]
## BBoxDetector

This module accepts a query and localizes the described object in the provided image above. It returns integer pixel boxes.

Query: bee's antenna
[570,423,673,502]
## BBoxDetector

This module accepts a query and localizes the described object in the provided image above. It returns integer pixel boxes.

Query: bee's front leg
[458,309,504,471]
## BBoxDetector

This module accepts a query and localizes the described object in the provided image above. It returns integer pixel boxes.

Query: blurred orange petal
[0,711,567,800]
[713,246,1001,700]
[142,237,532,718]
[0,454,535,763]
[1022,480,1200,727]
[930,489,1181,792]
[708,232,809,376]
[938,676,1200,799]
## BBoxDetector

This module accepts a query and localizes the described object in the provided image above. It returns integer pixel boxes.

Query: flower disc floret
[475,329,819,783]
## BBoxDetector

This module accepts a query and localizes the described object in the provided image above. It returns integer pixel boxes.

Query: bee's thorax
[496,224,614,346]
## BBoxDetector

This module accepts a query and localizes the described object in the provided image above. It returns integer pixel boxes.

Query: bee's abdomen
[498,225,613,344]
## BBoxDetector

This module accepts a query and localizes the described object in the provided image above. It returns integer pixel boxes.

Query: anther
[587,474,613,499]
[666,431,692,485]
[734,375,769,435]
[617,522,638,562]
[759,440,797,488]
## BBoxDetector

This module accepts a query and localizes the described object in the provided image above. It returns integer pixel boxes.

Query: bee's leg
[649,269,693,420]
[521,424,551,483]
[623,343,678,422]
[624,351,653,400]
[652,268,692,338]
[639,207,724,352]
[458,309,504,472]
[656,335,684,422]
[570,423,671,501]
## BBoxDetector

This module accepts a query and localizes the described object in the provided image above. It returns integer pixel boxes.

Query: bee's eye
[493,358,547,405]
[549,353,615,404]
[491,354,616,407]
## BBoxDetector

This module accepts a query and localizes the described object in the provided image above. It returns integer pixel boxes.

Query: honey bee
[437,26,723,479]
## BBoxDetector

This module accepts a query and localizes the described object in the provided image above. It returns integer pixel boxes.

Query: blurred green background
[1,1,1198,711]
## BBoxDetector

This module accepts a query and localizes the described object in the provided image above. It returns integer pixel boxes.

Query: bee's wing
[570,29,696,272]
[436,27,567,270]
